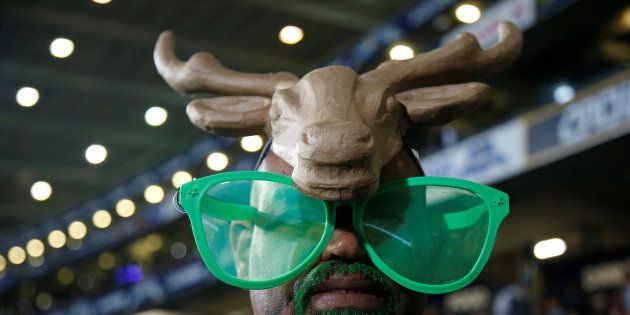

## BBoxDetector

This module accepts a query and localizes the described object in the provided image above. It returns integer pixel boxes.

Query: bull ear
[395,82,490,126]
[186,96,271,136]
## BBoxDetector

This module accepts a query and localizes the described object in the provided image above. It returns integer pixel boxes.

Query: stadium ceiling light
[98,252,116,270]
[85,144,108,164]
[170,241,187,259]
[26,239,45,257]
[144,106,168,126]
[68,221,88,239]
[57,267,75,285]
[389,44,415,61]
[8,246,26,265]
[35,292,53,311]
[16,87,40,107]
[623,7,630,29]
[279,25,304,45]
[144,185,165,204]
[240,135,264,152]
[92,0,112,4]
[171,171,193,188]
[50,38,75,58]
[31,181,52,201]
[0,255,6,272]
[92,210,112,229]
[533,238,566,260]
[206,152,229,171]
[553,84,575,104]
[455,3,482,24]
[47,230,67,249]
[115,199,136,217]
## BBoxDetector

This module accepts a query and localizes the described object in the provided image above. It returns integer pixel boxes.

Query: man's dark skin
[250,148,427,314]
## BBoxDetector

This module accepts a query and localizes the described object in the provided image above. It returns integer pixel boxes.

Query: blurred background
[1,0,629,314]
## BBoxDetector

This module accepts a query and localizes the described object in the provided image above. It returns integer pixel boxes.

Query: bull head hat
[154,22,522,200]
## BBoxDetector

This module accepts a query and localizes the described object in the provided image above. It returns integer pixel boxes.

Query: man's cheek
[250,283,295,315]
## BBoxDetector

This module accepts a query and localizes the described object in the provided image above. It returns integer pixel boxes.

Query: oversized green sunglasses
[177,171,508,294]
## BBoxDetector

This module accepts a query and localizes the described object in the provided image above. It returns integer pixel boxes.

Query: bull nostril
[302,131,314,145]
[302,127,322,145]
[358,133,373,144]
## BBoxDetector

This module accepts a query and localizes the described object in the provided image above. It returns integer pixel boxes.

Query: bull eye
[269,105,281,121]
[275,88,300,106]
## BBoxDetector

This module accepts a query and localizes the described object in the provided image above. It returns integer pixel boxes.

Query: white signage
[557,79,630,146]
[421,119,527,184]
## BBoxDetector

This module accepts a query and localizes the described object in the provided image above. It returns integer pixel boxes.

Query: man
[249,147,427,314]
[157,22,521,315]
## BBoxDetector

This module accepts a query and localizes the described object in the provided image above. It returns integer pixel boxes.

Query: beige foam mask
[154,22,522,200]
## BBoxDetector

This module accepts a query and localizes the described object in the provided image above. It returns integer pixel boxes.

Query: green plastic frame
[179,171,509,294]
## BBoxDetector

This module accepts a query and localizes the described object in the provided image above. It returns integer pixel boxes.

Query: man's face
[249,149,427,314]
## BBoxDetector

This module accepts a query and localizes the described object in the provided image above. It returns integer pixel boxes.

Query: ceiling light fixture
[8,246,26,265]
[47,230,67,249]
[16,87,40,107]
[57,267,74,285]
[279,25,304,45]
[171,171,193,188]
[85,144,107,164]
[97,252,116,270]
[31,181,52,201]
[144,185,165,204]
[206,152,229,171]
[50,38,75,58]
[92,210,112,229]
[0,255,6,272]
[26,239,45,257]
[115,199,136,217]
[553,84,575,104]
[144,106,168,126]
[240,135,264,152]
[455,3,482,24]
[533,238,566,260]
[389,44,415,60]
[35,292,53,311]
[68,221,88,239]
[170,242,187,259]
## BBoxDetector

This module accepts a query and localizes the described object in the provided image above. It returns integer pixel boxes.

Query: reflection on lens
[198,179,328,282]
[363,185,488,285]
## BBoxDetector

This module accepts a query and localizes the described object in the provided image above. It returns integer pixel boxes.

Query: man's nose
[320,205,368,261]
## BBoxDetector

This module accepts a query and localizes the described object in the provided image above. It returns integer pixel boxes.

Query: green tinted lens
[199,179,327,282]
[363,185,488,285]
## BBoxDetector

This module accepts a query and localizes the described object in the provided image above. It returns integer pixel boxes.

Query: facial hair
[292,261,398,315]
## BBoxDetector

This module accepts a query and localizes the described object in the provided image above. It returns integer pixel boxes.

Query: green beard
[293,261,398,315]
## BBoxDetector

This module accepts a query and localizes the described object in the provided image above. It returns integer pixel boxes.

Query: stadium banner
[421,118,527,184]
[525,70,630,168]
[421,69,630,185]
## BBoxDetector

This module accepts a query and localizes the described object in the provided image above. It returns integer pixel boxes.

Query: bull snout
[292,122,377,200]
[299,122,374,164]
